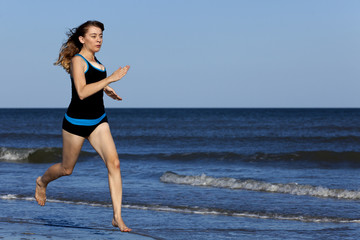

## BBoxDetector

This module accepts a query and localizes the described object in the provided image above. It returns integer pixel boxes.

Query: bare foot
[112,217,131,232]
[35,176,46,206]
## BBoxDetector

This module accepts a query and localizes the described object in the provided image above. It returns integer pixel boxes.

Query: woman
[34,20,131,232]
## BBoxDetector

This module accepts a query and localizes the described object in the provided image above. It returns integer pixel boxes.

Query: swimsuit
[62,54,108,138]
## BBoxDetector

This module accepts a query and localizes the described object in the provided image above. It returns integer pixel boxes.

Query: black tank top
[66,54,107,119]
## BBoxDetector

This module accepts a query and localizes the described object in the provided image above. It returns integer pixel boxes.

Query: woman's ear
[79,36,85,44]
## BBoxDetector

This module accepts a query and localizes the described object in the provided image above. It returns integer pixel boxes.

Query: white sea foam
[0,194,18,200]
[0,147,35,161]
[160,172,360,200]
[1,193,359,223]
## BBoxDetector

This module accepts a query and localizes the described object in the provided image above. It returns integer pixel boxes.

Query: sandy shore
[0,197,161,240]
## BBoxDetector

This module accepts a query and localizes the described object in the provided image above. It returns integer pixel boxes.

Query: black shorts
[62,113,108,138]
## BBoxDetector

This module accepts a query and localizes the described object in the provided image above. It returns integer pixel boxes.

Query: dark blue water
[1,108,360,239]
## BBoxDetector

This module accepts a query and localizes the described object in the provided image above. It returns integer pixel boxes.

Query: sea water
[1,108,360,239]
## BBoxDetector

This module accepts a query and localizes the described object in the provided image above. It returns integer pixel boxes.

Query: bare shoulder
[71,55,87,73]
[72,55,85,65]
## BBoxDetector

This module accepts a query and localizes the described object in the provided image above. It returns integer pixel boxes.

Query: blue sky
[1,0,359,108]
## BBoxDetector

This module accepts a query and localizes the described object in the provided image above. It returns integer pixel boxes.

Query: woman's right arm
[71,56,130,100]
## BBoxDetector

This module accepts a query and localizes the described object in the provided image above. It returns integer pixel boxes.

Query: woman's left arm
[104,86,122,101]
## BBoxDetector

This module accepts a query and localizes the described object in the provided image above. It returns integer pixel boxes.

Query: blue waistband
[65,113,106,126]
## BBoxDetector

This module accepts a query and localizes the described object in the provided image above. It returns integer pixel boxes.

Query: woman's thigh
[62,129,85,170]
[87,123,118,164]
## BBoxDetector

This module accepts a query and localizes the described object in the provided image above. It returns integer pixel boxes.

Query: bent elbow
[78,92,87,101]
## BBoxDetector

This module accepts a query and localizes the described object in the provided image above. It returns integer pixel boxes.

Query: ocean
[1,108,360,239]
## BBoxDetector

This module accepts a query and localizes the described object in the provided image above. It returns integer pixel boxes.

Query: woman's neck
[79,49,95,62]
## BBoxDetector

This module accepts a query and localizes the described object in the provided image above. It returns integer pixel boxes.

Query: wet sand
[0,197,160,240]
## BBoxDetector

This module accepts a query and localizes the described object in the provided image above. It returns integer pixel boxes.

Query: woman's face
[79,26,103,53]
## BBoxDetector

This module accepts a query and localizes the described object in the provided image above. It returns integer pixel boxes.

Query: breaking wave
[3,147,360,168]
[0,147,95,163]
[160,172,360,200]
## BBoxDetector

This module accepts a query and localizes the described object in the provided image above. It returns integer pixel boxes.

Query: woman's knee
[106,157,120,171]
[61,166,74,176]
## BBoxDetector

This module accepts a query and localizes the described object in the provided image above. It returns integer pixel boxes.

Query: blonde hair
[54,20,105,73]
